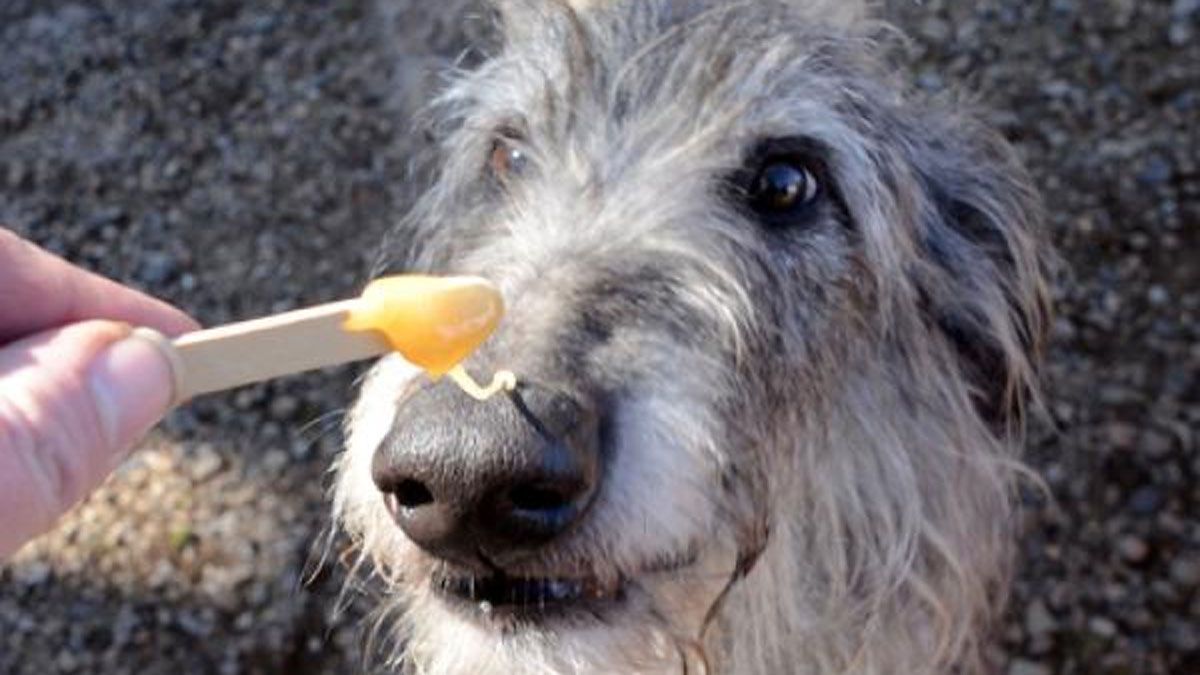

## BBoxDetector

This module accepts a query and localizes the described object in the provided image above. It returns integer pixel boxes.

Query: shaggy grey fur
[334,1,1053,673]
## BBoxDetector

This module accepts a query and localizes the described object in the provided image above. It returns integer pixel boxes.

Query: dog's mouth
[431,549,697,622]
[435,572,623,613]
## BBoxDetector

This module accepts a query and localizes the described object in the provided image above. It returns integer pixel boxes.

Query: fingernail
[86,331,175,456]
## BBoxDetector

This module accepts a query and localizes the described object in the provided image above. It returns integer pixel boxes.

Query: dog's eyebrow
[470,111,529,141]
[493,119,529,140]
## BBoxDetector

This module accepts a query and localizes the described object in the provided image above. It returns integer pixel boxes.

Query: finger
[0,320,175,558]
[0,227,199,343]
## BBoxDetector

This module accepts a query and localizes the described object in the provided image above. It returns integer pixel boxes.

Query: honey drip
[446,365,518,401]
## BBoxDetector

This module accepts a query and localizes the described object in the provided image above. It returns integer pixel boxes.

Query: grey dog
[334,1,1053,673]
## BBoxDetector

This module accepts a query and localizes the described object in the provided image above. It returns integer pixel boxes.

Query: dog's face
[335,2,1049,673]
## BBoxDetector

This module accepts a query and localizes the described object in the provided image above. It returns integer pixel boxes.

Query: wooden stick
[135,275,507,404]
[144,299,390,403]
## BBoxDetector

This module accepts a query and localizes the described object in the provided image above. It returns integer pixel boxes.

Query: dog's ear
[488,0,604,17]
[904,113,1053,431]
[488,0,593,42]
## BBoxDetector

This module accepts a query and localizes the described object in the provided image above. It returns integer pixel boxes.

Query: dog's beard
[389,559,737,675]
[333,354,743,674]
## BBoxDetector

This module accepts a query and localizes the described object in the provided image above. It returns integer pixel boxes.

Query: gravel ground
[1,1,1196,673]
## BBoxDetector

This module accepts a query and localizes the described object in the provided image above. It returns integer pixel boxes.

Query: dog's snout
[372,380,601,566]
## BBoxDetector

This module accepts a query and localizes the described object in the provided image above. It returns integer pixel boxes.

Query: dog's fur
[333,1,1052,673]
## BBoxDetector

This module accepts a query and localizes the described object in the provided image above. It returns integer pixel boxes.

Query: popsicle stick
[162,299,390,402]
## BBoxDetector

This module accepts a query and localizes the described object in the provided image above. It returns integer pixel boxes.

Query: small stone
[86,205,126,229]
[1088,616,1118,638]
[262,421,283,440]
[1051,317,1077,342]
[1008,659,1051,675]
[262,449,290,472]
[1169,22,1193,46]
[289,438,314,461]
[1039,80,1074,100]
[1099,385,1139,406]
[1147,285,1169,306]
[1106,422,1138,450]
[1141,429,1174,458]
[918,17,952,42]
[175,611,212,638]
[1050,0,1077,14]
[1169,555,1200,588]
[187,444,223,483]
[1174,0,1200,17]
[233,388,260,410]
[1102,582,1128,603]
[12,561,51,587]
[1116,535,1149,564]
[138,251,177,285]
[55,650,79,672]
[1024,599,1058,636]
[268,394,299,420]
[5,160,29,188]
[1127,486,1164,515]
[1165,617,1200,651]
[1136,154,1174,187]
[916,71,944,92]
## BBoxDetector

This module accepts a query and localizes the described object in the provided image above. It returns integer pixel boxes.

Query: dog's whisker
[297,407,348,436]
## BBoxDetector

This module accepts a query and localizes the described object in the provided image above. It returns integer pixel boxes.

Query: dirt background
[1,1,1196,673]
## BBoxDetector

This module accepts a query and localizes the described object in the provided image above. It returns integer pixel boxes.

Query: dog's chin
[424,549,699,630]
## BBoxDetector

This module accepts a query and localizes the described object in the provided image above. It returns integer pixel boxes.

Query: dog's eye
[749,160,820,216]
[489,137,528,182]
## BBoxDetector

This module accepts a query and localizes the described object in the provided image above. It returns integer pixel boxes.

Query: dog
[333,1,1052,673]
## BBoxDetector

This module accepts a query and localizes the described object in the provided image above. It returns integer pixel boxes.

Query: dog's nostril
[508,483,574,512]
[392,479,435,509]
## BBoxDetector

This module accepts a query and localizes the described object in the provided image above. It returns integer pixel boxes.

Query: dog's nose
[372,380,601,566]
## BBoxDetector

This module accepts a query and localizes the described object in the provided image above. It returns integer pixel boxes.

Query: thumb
[0,321,175,558]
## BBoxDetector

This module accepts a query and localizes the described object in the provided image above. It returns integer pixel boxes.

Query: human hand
[0,227,198,558]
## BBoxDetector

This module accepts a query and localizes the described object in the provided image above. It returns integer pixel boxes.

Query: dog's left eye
[749,160,820,216]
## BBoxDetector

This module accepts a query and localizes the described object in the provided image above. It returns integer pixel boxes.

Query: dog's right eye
[489,137,528,183]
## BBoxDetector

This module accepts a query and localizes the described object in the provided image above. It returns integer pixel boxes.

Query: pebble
[268,394,300,420]
[918,17,952,42]
[233,388,263,411]
[1008,659,1052,675]
[1088,616,1118,638]
[1140,429,1174,458]
[11,562,51,588]
[1146,285,1169,306]
[1106,422,1138,450]
[1168,556,1200,588]
[262,449,290,473]
[1168,22,1193,46]
[1164,618,1200,652]
[1127,486,1165,515]
[1173,0,1200,17]
[1116,535,1150,564]
[1136,154,1174,187]
[138,251,177,285]
[186,444,224,483]
[1024,599,1058,636]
